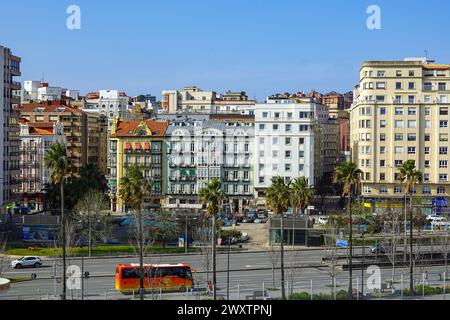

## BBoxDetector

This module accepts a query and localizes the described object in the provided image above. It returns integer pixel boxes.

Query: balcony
[11,81,21,90]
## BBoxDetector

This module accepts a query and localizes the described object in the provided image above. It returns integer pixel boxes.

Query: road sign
[336,239,348,248]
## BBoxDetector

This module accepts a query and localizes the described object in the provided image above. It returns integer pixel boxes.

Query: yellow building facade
[109,119,168,212]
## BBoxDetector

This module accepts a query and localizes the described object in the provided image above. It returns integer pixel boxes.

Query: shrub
[290,292,312,300]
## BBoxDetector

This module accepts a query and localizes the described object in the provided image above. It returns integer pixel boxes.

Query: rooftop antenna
[425,50,428,59]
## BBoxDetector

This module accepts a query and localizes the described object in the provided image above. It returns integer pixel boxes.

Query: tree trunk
[348,192,353,299]
[409,194,415,296]
[212,214,217,300]
[61,180,66,300]
[139,209,144,301]
[88,216,92,258]
[280,214,286,300]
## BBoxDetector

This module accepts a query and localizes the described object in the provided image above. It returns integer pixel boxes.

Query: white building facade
[253,98,330,204]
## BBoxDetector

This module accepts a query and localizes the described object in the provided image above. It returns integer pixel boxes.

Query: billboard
[23,226,55,241]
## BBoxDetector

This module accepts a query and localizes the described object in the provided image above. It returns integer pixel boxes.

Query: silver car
[11,256,42,269]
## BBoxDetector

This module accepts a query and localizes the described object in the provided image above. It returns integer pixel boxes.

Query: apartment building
[19,120,66,211]
[109,119,169,212]
[253,97,332,206]
[213,91,256,113]
[165,118,254,213]
[22,80,79,103]
[19,101,105,176]
[0,45,21,208]
[350,57,450,213]
[162,86,220,113]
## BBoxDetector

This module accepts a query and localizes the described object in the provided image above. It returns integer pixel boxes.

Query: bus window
[122,268,138,279]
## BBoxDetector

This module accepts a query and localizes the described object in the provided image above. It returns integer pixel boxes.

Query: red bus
[115,263,194,294]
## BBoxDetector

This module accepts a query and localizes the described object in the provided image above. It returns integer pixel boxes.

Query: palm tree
[118,164,151,301]
[199,179,226,301]
[334,161,362,299]
[290,177,315,246]
[44,141,69,300]
[265,176,291,300]
[397,160,423,296]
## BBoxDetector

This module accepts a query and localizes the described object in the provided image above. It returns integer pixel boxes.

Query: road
[1,248,448,300]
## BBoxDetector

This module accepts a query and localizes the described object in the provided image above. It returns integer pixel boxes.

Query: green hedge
[289,290,350,301]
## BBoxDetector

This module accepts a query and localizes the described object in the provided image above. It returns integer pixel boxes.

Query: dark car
[369,244,386,254]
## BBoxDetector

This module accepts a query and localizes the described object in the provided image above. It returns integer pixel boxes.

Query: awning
[135,143,142,149]
[144,143,151,150]
[125,143,132,149]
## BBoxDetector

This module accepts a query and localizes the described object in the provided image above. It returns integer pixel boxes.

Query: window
[377,71,385,77]
[440,107,448,116]
[299,138,305,145]
[408,133,416,141]
[376,95,385,102]
[363,185,372,194]
[395,95,402,104]
[380,133,386,141]
[380,147,386,154]
[439,83,447,91]
[395,146,404,154]
[380,186,388,194]
[285,151,291,159]
[425,160,431,168]
[425,96,431,103]
[440,147,448,155]
[425,107,431,116]
[395,120,404,128]
[440,161,448,168]
[408,120,417,128]
[440,121,448,128]
[299,125,309,132]
[425,120,432,129]
[395,107,404,115]
[409,70,415,77]
[408,108,417,115]
[440,134,448,142]
[408,95,415,103]
[425,147,430,155]
[380,160,386,167]
[273,124,279,131]
[287,112,293,119]
[396,82,402,90]
[380,173,386,181]
[274,112,280,119]
[395,133,403,141]
[438,187,446,195]
[394,186,403,194]
[285,137,291,145]
[408,147,416,154]
[272,137,278,145]
[376,82,386,89]
[395,160,403,167]
[285,164,292,172]
[408,82,415,90]
[285,124,292,132]
[380,120,387,128]
[423,187,431,195]
[272,150,278,158]
[424,174,430,182]
[380,107,386,115]
[259,124,265,130]
[396,70,402,77]
[262,112,269,118]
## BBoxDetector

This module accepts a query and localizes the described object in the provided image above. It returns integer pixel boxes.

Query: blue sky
[1,0,450,100]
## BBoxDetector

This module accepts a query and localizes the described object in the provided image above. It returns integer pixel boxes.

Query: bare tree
[75,189,111,257]
[323,215,344,300]
[266,242,280,289]
[194,217,213,291]
[286,249,302,297]
[379,208,403,284]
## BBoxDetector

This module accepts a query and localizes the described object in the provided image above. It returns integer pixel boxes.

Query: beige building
[162,86,220,113]
[350,57,450,209]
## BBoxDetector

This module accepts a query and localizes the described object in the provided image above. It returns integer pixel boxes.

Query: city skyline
[1,0,450,99]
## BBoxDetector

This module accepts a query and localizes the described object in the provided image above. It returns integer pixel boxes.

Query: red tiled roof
[112,120,169,137]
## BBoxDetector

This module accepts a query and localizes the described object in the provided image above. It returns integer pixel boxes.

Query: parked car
[11,256,42,269]
[369,244,386,254]
[427,215,445,223]
[254,219,263,224]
